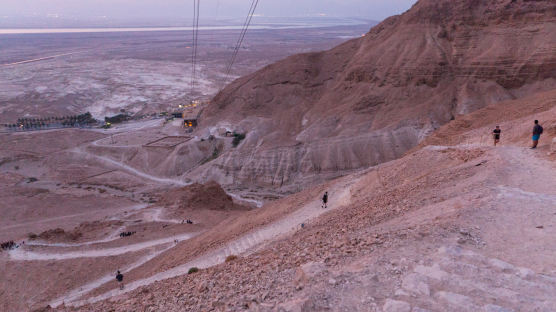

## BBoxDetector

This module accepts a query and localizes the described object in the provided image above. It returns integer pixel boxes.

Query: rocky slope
[60,105,556,311]
[193,0,556,190]
[47,83,556,311]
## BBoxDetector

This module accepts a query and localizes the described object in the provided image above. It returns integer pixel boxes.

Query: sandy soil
[0,119,254,311]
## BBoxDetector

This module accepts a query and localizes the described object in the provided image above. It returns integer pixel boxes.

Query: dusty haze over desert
[1,1,556,312]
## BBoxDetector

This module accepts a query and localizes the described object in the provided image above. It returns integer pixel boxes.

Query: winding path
[63,177,356,307]
[1,203,147,231]
[66,144,556,308]
[79,125,264,207]
[25,226,127,248]
[9,232,198,261]
[72,148,189,186]
[48,244,175,307]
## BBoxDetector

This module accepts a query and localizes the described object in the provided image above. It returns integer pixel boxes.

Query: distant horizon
[0,16,377,30]
[1,0,416,28]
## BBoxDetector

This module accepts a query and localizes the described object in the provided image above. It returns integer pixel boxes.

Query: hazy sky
[1,0,418,21]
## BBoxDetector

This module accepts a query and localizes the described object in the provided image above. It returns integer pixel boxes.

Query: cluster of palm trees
[3,112,96,130]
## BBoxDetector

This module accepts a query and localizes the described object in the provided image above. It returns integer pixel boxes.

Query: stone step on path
[435,247,556,303]
[385,246,556,312]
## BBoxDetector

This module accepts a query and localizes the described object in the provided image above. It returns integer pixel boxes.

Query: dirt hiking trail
[9,232,198,261]
[77,144,556,311]
[372,145,556,312]
[57,177,356,307]
[17,143,555,311]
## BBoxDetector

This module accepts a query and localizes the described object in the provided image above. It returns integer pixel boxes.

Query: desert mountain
[4,1,556,311]
[63,89,556,312]
[195,0,556,190]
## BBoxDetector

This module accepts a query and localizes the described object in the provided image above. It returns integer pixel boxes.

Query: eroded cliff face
[193,0,556,190]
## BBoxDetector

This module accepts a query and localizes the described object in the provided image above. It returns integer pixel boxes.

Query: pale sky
[1,0,418,22]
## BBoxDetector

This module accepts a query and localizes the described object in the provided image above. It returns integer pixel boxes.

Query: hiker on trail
[116,270,124,290]
[493,126,501,146]
[531,120,543,149]
[322,192,328,209]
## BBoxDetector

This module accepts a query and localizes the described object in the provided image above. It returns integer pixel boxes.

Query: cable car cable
[225,0,258,78]
[221,0,260,89]
[190,0,200,95]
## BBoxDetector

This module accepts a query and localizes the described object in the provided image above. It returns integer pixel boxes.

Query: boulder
[294,261,326,289]
[383,299,411,312]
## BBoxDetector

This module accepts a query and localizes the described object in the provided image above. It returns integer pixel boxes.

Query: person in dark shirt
[322,192,328,209]
[493,126,501,146]
[531,120,543,149]
[116,270,124,290]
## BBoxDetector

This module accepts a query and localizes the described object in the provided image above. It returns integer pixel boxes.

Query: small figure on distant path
[322,192,328,209]
[119,231,135,238]
[493,126,501,146]
[531,120,543,149]
[116,270,124,290]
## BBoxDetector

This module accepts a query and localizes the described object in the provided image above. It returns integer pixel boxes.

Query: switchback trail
[25,226,127,248]
[80,127,264,207]
[9,232,198,261]
[0,203,147,231]
[68,145,556,309]
[71,148,189,186]
[48,244,175,308]
[61,176,358,307]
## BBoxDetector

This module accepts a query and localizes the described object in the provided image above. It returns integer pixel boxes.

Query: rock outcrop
[158,181,247,211]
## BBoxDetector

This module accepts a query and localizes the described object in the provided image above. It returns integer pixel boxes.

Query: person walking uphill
[493,126,501,146]
[322,192,328,209]
[116,270,124,290]
[531,120,543,149]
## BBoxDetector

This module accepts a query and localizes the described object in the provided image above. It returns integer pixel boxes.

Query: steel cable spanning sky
[189,0,261,95]
[222,0,261,88]
[191,0,201,95]
[190,0,261,96]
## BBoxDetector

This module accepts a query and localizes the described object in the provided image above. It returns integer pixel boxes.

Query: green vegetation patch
[232,132,246,147]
